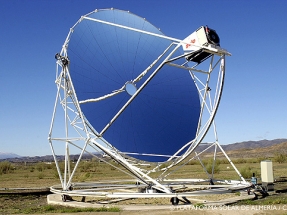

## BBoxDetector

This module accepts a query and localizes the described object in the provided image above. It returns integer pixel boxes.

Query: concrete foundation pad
[47,192,255,211]
[46,193,287,215]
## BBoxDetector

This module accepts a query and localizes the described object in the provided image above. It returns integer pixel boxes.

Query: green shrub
[46,164,52,169]
[80,161,96,172]
[35,163,45,172]
[30,167,34,172]
[273,153,286,163]
[218,159,230,164]
[247,158,259,163]
[159,163,168,169]
[38,173,45,179]
[0,161,12,174]
[206,162,220,174]
[54,170,60,179]
[78,172,91,182]
[240,166,257,179]
[187,160,198,165]
[234,158,247,164]
[202,159,208,166]
[256,157,268,163]
[204,159,220,174]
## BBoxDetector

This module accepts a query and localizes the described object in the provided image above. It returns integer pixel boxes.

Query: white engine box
[261,160,274,183]
[196,26,210,46]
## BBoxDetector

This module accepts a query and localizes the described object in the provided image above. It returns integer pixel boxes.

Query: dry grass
[1,158,286,188]
[0,194,120,214]
[0,158,287,214]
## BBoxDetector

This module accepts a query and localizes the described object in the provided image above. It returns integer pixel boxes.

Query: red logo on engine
[185,39,196,48]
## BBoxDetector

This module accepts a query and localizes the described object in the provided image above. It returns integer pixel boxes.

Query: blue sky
[0,0,286,156]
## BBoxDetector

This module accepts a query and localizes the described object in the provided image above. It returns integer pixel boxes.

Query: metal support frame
[48,46,250,198]
[48,11,250,200]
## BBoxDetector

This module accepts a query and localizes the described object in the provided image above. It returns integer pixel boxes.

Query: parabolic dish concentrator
[67,9,201,162]
[48,8,250,202]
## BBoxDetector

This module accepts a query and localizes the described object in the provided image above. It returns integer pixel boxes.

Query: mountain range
[218,138,287,151]
[0,152,21,160]
[1,138,287,162]
[217,141,287,158]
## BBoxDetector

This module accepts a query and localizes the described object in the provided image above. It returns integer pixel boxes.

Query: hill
[0,152,21,160]
[1,138,287,162]
[217,141,287,158]
[220,138,287,151]
[195,138,287,155]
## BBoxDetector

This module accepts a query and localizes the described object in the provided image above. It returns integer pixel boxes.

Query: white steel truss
[48,12,250,201]
[48,45,250,199]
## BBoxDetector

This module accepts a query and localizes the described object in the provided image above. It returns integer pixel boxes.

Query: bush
[80,161,95,172]
[234,158,247,164]
[204,159,220,174]
[159,163,168,169]
[46,164,52,169]
[78,172,91,182]
[274,153,286,163]
[54,170,60,179]
[0,161,12,174]
[38,173,45,179]
[218,159,230,164]
[187,160,198,165]
[240,166,257,179]
[206,162,220,174]
[36,163,45,172]
[256,157,268,163]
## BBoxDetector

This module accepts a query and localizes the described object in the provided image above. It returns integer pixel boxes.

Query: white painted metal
[48,9,251,200]
[261,160,274,183]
